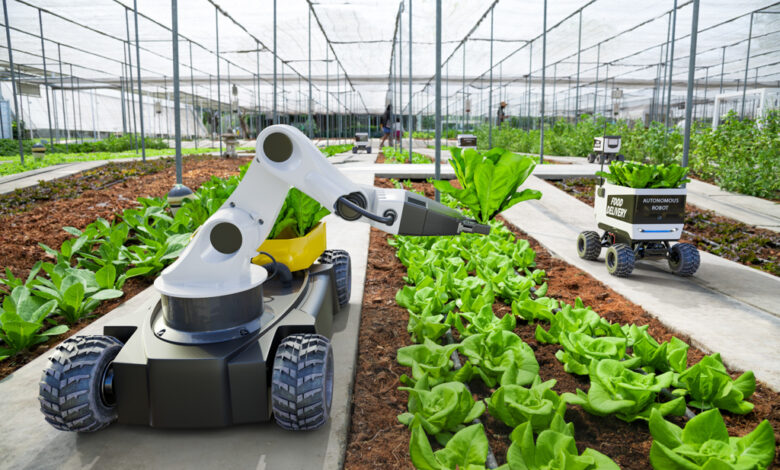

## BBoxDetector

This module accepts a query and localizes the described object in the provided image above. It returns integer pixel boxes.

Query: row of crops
[382,146,432,164]
[387,148,775,469]
[469,111,779,199]
[0,145,350,362]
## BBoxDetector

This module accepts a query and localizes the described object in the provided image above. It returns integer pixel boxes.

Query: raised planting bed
[379,147,433,164]
[551,178,779,277]
[344,177,779,470]
[0,156,250,378]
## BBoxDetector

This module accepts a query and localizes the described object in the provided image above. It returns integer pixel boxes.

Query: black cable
[336,196,396,226]
[257,250,278,281]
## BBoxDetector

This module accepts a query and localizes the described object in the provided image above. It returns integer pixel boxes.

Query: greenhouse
[0,0,778,469]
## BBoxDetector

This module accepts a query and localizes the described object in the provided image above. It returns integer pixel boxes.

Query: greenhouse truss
[0,0,778,142]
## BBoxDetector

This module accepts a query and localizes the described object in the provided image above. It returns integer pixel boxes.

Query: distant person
[393,117,404,142]
[497,101,507,126]
[379,104,392,147]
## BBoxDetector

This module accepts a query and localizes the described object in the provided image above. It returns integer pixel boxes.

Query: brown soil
[344,177,780,469]
[550,178,779,277]
[0,156,249,379]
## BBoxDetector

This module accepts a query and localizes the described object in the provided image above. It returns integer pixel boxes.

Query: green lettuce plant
[595,161,690,188]
[534,299,615,344]
[450,304,516,338]
[459,330,539,387]
[503,414,619,470]
[397,338,473,387]
[563,359,686,422]
[399,377,485,443]
[627,325,689,374]
[409,419,490,470]
[268,188,330,239]
[433,147,541,223]
[0,286,68,359]
[554,332,640,375]
[674,353,756,414]
[485,376,566,432]
[32,264,123,323]
[648,408,775,470]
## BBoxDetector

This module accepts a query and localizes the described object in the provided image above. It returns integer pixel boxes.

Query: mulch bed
[550,178,779,277]
[0,156,249,379]
[344,177,780,469]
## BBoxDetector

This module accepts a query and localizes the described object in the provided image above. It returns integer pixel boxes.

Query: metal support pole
[593,43,600,119]
[539,0,547,164]
[307,9,312,138]
[408,0,413,160]
[125,10,137,152]
[326,47,329,145]
[38,10,54,150]
[665,0,678,130]
[171,0,182,184]
[527,43,532,128]
[215,8,222,155]
[719,46,726,94]
[488,7,494,149]
[660,12,671,124]
[3,0,23,162]
[257,46,261,137]
[165,75,170,139]
[189,40,198,148]
[398,2,403,153]
[552,63,556,118]
[273,0,278,124]
[120,76,127,135]
[434,0,442,201]
[682,0,699,169]
[462,45,466,132]
[133,1,146,161]
[740,12,754,119]
[69,65,78,143]
[57,44,69,151]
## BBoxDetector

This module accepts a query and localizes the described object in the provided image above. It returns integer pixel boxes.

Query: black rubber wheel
[598,154,606,164]
[352,147,357,154]
[319,249,351,308]
[367,146,372,154]
[577,231,602,261]
[617,154,626,161]
[668,242,700,277]
[271,334,334,431]
[587,153,596,163]
[39,335,123,432]
[605,243,635,277]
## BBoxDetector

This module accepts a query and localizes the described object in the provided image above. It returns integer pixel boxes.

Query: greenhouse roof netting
[1,0,779,132]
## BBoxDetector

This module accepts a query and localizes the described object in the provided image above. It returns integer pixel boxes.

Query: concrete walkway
[0,172,373,470]
[501,176,780,390]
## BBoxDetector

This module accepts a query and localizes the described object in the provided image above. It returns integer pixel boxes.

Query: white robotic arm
[154,125,488,299]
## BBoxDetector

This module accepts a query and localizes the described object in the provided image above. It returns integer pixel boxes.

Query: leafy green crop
[485,376,566,432]
[433,147,541,223]
[382,146,431,164]
[564,359,686,422]
[596,161,690,188]
[268,188,330,239]
[628,325,689,374]
[409,419,490,470]
[399,377,485,443]
[534,298,616,345]
[33,264,124,323]
[459,330,539,387]
[503,414,620,469]
[648,408,775,470]
[450,304,516,338]
[0,287,67,359]
[555,332,640,375]
[674,353,756,414]
[397,338,473,387]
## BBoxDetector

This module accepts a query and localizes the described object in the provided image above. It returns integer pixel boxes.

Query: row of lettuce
[470,111,779,199]
[388,148,774,469]
[0,152,335,362]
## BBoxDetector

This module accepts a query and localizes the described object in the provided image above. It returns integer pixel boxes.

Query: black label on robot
[606,194,686,224]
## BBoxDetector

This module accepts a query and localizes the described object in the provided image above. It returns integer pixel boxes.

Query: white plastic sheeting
[1,0,779,124]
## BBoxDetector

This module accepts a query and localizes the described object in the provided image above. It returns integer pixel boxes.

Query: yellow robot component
[252,222,327,272]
